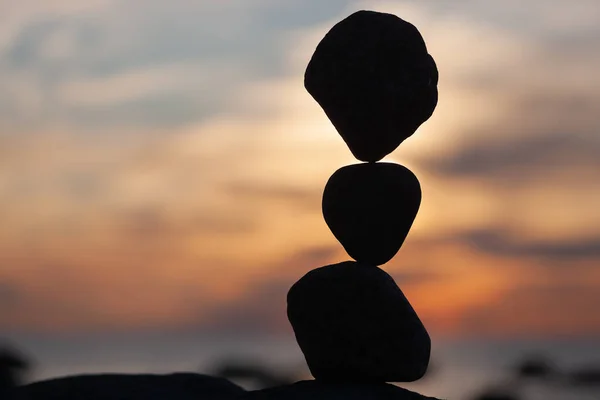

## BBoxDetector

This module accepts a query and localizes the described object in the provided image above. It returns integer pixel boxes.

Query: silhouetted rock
[471,390,520,400]
[15,373,245,400]
[287,262,430,383]
[243,380,440,400]
[1,346,30,397]
[305,10,438,162]
[566,366,600,386]
[322,163,421,265]
[514,355,555,379]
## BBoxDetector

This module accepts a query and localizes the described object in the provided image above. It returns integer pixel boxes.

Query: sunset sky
[1,0,599,341]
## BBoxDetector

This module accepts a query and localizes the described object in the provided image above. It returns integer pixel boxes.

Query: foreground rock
[1,347,30,399]
[305,10,438,162]
[471,390,520,400]
[322,163,421,266]
[514,355,555,379]
[244,380,441,400]
[14,373,245,400]
[287,262,430,383]
[567,366,600,386]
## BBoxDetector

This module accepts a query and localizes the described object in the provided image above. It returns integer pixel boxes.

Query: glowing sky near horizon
[1,0,600,339]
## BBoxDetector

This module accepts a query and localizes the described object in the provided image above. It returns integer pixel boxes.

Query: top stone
[305,10,438,162]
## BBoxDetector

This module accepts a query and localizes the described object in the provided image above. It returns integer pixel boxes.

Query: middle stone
[322,162,421,266]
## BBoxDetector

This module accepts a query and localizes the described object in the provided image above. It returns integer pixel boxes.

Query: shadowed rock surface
[1,347,30,399]
[322,163,421,266]
[14,373,245,400]
[243,380,441,400]
[305,10,438,162]
[287,261,430,383]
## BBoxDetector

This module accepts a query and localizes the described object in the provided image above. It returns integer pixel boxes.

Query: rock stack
[13,9,442,400]
[285,9,439,396]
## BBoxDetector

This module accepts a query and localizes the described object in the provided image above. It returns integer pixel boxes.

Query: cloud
[222,181,321,211]
[458,278,600,336]
[0,0,114,52]
[287,246,339,268]
[364,0,600,42]
[0,283,20,308]
[57,62,241,107]
[0,0,354,131]
[390,269,449,286]
[427,130,600,183]
[461,230,600,263]
[115,206,258,241]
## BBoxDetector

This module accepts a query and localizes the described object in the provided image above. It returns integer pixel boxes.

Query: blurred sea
[6,333,600,400]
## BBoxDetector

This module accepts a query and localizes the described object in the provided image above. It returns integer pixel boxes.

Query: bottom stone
[287,261,430,383]
[244,380,441,400]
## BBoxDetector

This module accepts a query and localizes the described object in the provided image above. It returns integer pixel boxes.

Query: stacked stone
[287,10,439,385]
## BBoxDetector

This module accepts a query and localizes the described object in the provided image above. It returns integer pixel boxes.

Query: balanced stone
[287,261,431,383]
[305,10,438,162]
[244,380,441,400]
[322,162,421,266]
